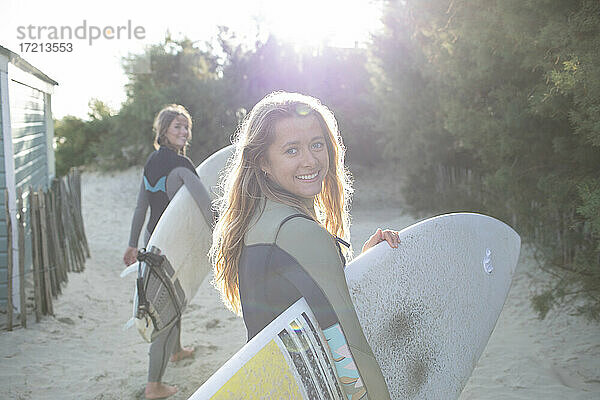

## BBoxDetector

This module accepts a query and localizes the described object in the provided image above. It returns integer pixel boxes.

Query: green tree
[371,0,600,318]
[54,99,112,176]
[97,36,234,168]
[55,32,378,172]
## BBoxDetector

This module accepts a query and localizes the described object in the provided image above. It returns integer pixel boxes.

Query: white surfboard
[122,145,234,341]
[346,213,520,399]
[189,212,520,399]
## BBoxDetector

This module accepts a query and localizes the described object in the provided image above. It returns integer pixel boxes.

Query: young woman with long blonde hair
[210,92,397,399]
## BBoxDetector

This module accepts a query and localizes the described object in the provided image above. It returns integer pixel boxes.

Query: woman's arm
[124,181,149,265]
[166,167,216,228]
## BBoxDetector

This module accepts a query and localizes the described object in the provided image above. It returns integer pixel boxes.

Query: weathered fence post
[29,187,42,322]
[49,181,67,286]
[4,189,13,331]
[38,190,54,315]
[17,187,26,328]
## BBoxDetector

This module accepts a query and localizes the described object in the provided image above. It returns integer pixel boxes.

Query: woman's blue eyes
[285,142,324,155]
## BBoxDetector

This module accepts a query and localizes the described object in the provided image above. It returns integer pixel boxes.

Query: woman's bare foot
[145,382,177,399]
[170,346,195,362]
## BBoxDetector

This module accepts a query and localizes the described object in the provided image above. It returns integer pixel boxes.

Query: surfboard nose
[438,212,521,277]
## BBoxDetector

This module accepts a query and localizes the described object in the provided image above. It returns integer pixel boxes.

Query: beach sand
[0,165,598,399]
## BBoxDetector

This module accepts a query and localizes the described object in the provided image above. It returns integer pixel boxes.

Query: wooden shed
[0,45,57,313]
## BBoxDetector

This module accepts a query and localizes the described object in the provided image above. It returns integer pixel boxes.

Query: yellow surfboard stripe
[212,340,303,399]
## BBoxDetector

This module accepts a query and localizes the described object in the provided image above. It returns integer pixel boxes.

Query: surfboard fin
[120,264,138,277]
[123,317,135,331]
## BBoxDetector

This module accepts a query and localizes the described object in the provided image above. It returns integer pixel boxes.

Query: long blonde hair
[210,92,353,315]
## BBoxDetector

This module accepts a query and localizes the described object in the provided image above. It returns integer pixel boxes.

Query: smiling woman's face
[164,115,190,150]
[261,114,329,199]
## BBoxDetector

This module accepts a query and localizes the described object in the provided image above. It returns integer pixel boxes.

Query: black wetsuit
[128,146,213,248]
[238,199,391,400]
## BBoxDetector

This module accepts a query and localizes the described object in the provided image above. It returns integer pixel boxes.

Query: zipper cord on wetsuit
[335,236,350,248]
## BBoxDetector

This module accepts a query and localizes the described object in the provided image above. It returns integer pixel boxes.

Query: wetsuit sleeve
[128,180,149,248]
[165,167,216,228]
[276,218,391,400]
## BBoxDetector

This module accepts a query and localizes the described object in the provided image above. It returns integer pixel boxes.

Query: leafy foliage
[371,0,600,319]
[54,99,112,175]
[55,34,376,171]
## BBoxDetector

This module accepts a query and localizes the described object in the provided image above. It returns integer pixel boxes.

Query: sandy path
[0,166,598,399]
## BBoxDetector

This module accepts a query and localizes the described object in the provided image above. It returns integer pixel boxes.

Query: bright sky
[2,0,383,120]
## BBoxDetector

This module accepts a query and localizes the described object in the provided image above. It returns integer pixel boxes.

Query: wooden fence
[3,168,89,330]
